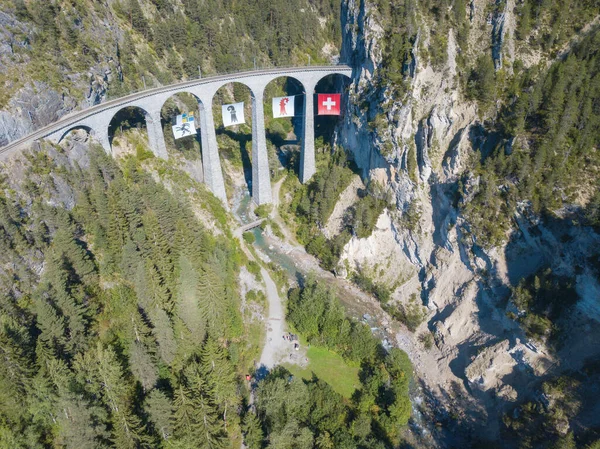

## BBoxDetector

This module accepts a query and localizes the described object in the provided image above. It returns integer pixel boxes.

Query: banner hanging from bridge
[172,112,196,139]
[222,102,245,127]
[272,96,295,118]
[317,93,341,115]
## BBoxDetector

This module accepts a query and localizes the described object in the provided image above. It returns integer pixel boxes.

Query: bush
[268,219,284,239]
[466,54,496,106]
[385,294,427,332]
[305,231,351,272]
[418,332,434,350]
[509,268,578,342]
[246,289,266,307]
[254,204,272,219]
[247,261,261,279]
[352,270,391,303]
[349,182,389,239]
[243,231,256,244]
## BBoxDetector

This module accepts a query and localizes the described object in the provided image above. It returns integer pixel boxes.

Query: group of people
[282,332,297,342]
[283,333,301,353]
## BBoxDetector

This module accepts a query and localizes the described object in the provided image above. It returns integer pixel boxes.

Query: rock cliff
[336,0,600,444]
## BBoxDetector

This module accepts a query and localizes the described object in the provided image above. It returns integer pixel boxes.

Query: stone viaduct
[0,66,352,205]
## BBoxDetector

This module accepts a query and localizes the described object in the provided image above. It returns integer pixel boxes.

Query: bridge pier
[300,80,317,184]
[198,97,227,204]
[145,111,168,160]
[94,128,112,155]
[250,85,272,205]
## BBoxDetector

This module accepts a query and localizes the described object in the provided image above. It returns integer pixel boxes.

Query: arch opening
[160,92,203,164]
[263,76,306,180]
[57,125,93,145]
[212,81,254,204]
[314,73,352,147]
[108,106,152,158]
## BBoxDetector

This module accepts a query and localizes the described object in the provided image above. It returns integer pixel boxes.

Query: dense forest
[0,142,414,448]
[2,0,341,105]
[462,28,600,247]
[0,145,251,447]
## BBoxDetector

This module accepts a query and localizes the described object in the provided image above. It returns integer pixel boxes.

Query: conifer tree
[99,344,149,448]
[129,341,158,392]
[242,412,264,449]
[176,254,205,340]
[33,296,67,357]
[149,308,177,365]
[54,394,111,449]
[197,262,227,333]
[200,337,239,421]
[145,389,174,441]
[0,330,32,418]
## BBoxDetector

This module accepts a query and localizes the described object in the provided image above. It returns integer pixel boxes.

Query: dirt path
[258,267,287,369]
[271,176,283,209]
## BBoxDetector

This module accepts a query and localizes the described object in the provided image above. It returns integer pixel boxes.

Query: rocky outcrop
[323,175,364,238]
[0,10,31,71]
[491,0,516,70]
[0,82,76,146]
[338,0,390,180]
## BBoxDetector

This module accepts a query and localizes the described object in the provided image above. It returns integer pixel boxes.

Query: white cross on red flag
[317,93,341,115]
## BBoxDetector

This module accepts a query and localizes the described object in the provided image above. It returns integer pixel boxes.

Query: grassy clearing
[284,345,360,398]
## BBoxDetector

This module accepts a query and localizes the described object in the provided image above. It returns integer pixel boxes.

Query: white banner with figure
[172,112,196,139]
[221,102,245,127]
[272,95,295,118]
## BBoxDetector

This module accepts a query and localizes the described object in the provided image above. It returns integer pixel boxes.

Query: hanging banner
[221,102,245,127]
[272,95,296,118]
[317,93,341,115]
[171,112,196,139]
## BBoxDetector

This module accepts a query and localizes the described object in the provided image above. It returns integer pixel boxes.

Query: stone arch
[313,73,352,142]
[313,72,352,103]
[262,75,307,176]
[108,105,152,145]
[211,81,255,201]
[314,71,353,87]
[159,90,204,115]
[159,91,204,162]
[106,104,170,159]
[56,125,93,145]
[212,79,260,103]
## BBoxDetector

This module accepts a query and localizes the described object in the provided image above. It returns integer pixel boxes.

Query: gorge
[0,0,599,448]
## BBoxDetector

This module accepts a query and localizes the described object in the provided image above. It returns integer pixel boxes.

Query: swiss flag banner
[317,93,341,115]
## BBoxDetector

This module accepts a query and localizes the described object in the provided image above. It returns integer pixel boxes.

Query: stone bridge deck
[0,65,353,205]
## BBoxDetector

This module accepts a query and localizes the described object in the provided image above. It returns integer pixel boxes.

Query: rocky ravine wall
[337,0,600,444]
[0,8,123,147]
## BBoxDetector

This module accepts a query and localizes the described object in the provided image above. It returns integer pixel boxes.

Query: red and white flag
[272,96,295,118]
[317,93,341,115]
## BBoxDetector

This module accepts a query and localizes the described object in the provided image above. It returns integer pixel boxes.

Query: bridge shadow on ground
[267,130,301,176]
[218,128,252,192]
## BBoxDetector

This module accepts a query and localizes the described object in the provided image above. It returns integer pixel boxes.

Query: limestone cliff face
[338,0,479,294]
[0,7,122,147]
[336,0,600,443]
